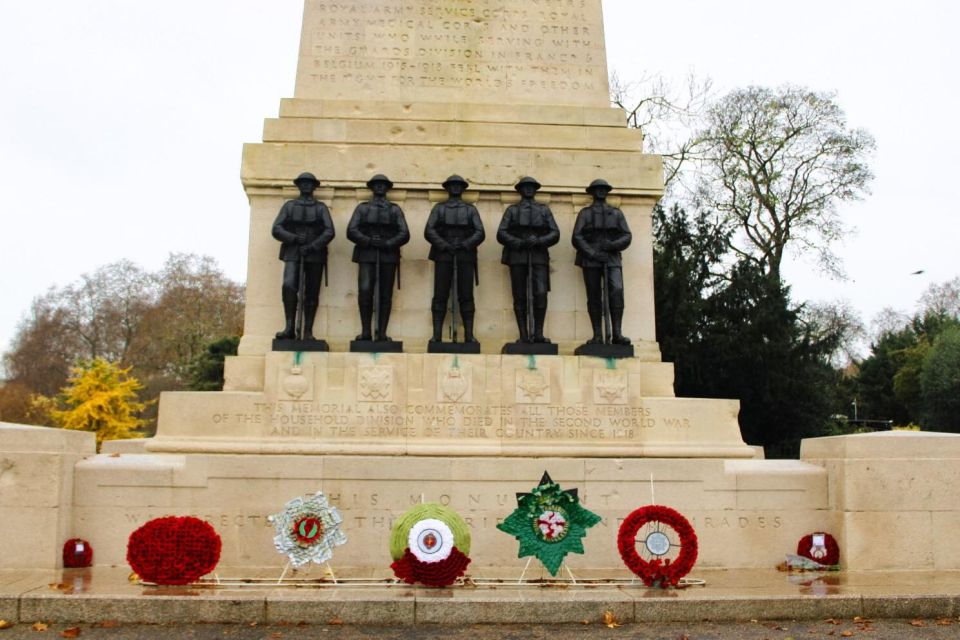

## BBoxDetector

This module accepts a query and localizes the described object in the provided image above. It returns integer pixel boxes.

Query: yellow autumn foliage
[43,358,146,447]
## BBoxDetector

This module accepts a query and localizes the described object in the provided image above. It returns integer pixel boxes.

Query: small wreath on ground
[389,503,471,587]
[126,516,221,585]
[62,538,93,568]
[617,505,698,588]
[796,532,840,567]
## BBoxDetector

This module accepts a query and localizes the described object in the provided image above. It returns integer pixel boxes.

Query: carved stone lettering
[296,0,609,106]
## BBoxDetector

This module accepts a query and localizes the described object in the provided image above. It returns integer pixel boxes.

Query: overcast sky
[1,1,958,358]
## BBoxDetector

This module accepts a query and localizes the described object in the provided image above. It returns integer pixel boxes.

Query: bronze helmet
[585,178,613,194]
[514,176,542,192]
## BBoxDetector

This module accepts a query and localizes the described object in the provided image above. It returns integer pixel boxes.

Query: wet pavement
[2,620,960,639]
[2,567,960,626]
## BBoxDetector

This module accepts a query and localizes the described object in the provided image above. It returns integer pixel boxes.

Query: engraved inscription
[222,399,686,444]
[297,0,608,104]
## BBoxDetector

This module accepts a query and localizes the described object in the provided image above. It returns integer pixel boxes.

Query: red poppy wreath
[127,516,222,585]
[617,505,698,588]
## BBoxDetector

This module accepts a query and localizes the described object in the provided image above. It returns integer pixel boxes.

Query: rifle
[526,250,535,341]
[373,246,381,340]
[295,255,306,341]
[450,252,459,343]
[602,260,613,345]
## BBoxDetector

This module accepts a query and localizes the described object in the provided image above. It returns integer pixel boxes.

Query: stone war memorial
[4,0,960,583]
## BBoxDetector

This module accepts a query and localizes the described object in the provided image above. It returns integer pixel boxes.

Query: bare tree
[799,299,866,367]
[692,85,876,284]
[870,307,912,341]
[918,277,960,319]
[131,253,245,383]
[610,71,713,191]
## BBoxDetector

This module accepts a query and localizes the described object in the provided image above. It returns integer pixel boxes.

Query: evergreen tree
[186,336,240,391]
[920,325,960,431]
[654,204,841,457]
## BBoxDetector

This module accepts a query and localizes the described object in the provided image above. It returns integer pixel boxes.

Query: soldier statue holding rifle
[572,179,634,356]
[271,172,335,348]
[496,176,560,353]
[424,175,485,351]
[346,174,410,350]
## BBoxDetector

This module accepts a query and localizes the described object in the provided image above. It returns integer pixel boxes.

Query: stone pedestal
[801,431,960,571]
[147,352,754,459]
[71,452,831,572]
[0,424,95,569]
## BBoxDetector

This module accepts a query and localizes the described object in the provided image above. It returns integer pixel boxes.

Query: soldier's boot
[275,294,297,339]
[430,310,445,343]
[586,306,604,344]
[303,304,319,341]
[611,306,631,345]
[514,309,529,343]
[357,304,373,341]
[533,306,550,343]
[376,303,392,342]
[462,311,478,343]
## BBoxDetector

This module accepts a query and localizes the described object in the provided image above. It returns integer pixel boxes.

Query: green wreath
[497,472,601,576]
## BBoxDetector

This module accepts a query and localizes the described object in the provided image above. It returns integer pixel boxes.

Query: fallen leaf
[32,622,49,632]
[109,453,120,458]
[937,618,954,626]
[603,611,621,629]
[910,619,926,627]
[91,621,117,629]
[327,617,343,626]
[0,620,13,629]
[579,620,590,625]
[852,616,871,624]
[127,573,139,583]
[825,618,841,625]
[248,621,258,627]
[59,628,81,638]
[47,584,70,592]
[270,633,283,640]
[840,632,853,638]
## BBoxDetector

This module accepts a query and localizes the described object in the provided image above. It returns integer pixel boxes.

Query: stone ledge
[7,589,960,625]
[278,99,628,128]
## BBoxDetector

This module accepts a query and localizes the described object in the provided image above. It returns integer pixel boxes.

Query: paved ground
[4,567,960,629]
[2,619,960,639]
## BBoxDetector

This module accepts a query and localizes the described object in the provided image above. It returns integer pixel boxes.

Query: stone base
[427,341,482,354]
[349,340,403,353]
[575,343,635,359]
[272,339,329,352]
[501,342,560,356]
[70,452,830,571]
[0,423,95,569]
[148,352,755,458]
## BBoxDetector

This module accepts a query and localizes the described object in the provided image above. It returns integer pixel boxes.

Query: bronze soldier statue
[572,179,632,346]
[272,172,335,342]
[424,175,485,345]
[346,174,410,343]
[497,176,560,344]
